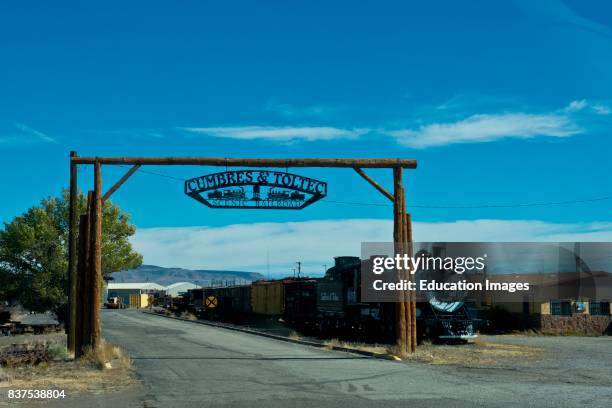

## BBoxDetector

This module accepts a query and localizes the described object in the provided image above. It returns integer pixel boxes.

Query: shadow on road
[130,356,371,360]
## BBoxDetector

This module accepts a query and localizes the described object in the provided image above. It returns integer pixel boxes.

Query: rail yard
[158,256,475,344]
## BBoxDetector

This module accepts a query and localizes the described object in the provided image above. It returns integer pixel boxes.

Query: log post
[75,211,90,357]
[393,167,408,355]
[67,151,78,353]
[401,185,413,353]
[90,161,103,349]
[406,213,417,352]
[401,196,413,354]
[80,192,94,354]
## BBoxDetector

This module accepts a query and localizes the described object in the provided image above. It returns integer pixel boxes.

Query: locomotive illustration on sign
[184,170,327,209]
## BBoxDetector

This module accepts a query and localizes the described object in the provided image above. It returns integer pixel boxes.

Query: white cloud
[592,104,611,116]
[564,99,588,112]
[178,99,605,148]
[180,126,369,142]
[0,122,56,145]
[131,220,390,274]
[390,113,581,148]
[131,219,612,274]
[564,99,610,115]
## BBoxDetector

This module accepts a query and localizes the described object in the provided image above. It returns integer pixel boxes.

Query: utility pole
[296,261,301,278]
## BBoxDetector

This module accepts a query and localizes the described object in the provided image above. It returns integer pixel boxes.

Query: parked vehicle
[105,296,125,309]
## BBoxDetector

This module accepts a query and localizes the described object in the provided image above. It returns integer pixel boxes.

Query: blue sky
[1,1,612,273]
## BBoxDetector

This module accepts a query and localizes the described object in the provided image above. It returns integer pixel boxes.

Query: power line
[322,196,612,209]
[109,165,611,209]
[322,199,389,207]
[116,164,185,182]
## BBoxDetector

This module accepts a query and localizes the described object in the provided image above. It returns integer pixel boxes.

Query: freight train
[173,256,476,343]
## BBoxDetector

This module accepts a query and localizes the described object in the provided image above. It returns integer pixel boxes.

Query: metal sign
[185,170,327,209]
[205,295,218,309]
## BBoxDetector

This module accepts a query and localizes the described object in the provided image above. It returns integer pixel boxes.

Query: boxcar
[228,285,252,315]
[251,280,284,315]
[283,279,318,331]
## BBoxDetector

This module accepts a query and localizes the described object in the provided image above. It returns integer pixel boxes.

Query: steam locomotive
[177,256,476,343]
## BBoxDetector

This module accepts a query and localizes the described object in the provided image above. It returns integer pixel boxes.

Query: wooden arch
[67,153,418,356]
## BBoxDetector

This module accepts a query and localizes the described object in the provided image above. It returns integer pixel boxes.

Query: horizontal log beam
[71,157,417,169]
[353,167,394,202]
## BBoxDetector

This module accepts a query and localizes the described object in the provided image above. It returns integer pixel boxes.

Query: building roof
[166,282,196,289]
[107,282,164,290]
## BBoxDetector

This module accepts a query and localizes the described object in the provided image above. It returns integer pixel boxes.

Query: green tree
[0,190,142,313]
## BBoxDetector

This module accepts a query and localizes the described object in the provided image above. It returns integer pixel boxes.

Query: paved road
[102,309,611,408]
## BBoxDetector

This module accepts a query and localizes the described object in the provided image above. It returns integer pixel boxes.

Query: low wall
[540,315,612,335]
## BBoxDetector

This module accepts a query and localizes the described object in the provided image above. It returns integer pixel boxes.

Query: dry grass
[322,339,390,355]
[404,339,544,366]
[81,340,133,371]
[320,338,544,367]
[0,336,135,393]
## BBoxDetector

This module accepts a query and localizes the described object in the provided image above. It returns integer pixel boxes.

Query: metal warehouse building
[106,282,165,308]
[165,282,199,297]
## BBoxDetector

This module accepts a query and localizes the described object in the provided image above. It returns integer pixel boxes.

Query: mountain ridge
[111,264,265,286]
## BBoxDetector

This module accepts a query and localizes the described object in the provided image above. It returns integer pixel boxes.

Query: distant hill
[111,265,265,286]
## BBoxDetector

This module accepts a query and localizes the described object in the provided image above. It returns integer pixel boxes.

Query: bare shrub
[180,311,197,321]
[288,331,302,341]
[0,366,12,383]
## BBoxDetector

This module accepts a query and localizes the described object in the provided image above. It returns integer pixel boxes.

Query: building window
[550,301,571,316]
[589,301,611,316]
